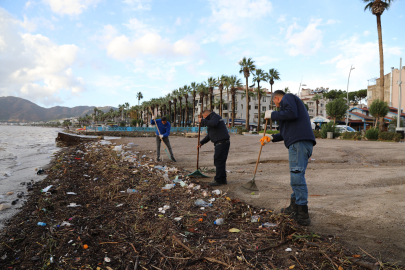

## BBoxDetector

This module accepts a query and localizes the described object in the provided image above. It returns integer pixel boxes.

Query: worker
[260,90,316,226]
[197,110,230,186]
[150,116,176,162]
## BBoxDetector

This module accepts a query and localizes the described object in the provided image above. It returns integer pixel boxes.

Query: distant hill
[0,96,117,122]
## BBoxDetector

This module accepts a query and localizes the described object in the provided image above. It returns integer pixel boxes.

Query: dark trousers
[156,136,174,158]
[214,141,230,183]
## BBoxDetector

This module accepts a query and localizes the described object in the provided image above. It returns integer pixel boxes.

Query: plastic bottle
[214,218,224,225]
[161,184,175,190]
[127,189,138,193]
[37,222,46,226]
[195,199,212,207]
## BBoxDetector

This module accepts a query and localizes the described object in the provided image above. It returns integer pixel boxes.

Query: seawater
[0,126,61,229]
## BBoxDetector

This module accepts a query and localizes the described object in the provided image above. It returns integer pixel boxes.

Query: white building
[299,87,331,119]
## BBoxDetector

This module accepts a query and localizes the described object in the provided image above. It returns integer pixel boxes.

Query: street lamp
[346,65,355,126]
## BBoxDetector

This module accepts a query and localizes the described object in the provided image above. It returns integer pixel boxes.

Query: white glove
[264,110,273,120]
[152,115,155,120]
[260,135,273,146]
[159,135,163,139]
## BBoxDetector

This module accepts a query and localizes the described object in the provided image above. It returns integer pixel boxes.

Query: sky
[0,0,404,108]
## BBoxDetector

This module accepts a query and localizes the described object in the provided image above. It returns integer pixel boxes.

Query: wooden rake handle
[254,119,268,175]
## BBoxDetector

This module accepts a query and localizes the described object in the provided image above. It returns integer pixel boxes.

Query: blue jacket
[200,112,230,145]
[271,94,316,148]
[150,119,171,137]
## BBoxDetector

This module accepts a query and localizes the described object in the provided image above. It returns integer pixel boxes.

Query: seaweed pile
[0,140,398,269]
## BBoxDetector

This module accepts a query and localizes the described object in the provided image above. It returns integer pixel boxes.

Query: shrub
[131,119,137,127]
[378,132,402,142]
[313,130,321,138]
[320,122,338,139]
[119,121,126,127]
[236,127,247,134]
[259,130,280,134]
[365,128,379,140]
[342,132,362,140]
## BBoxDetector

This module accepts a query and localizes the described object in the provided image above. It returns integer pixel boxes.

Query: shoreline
[0,139,396,269]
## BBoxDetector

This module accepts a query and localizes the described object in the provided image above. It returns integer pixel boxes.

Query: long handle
[150,107,171,160]
[253,119,268,175]
[197,119,201,170]
[149,107,162,137]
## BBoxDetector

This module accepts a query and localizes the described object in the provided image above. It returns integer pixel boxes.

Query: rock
[0,204,11,210]
[17,192,24,198]
[6,192,13,195]
[11,199,19,205]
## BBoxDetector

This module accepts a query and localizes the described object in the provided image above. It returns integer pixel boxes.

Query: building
[367,66,405,110]
[299,87,331,119]
[193,86,274,129]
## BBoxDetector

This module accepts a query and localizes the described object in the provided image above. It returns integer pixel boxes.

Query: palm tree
[176,88,184,127]
[312,94,323,116]
[266,68,280,130]
[167,94,172,122]
[363,0,394,102]
[207,77,217,110]
[239,57,256,130]
[190,82,198,126]
[198,83,208,114]
[253,69,267,132]
[136,92,143,106]
[284,87,290,93]
[217,75,227,117]
[228,75,242,127]
[222,76,231,125]
[183,85,191,127]
[172,90,179,127]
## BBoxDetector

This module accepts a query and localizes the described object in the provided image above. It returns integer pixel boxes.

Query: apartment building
[193,86,274,127]
[299,87,330,119]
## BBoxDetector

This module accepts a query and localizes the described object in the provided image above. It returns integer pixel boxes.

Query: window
[269,105,271,110]
[320,110,323,114]
[320,104,324,107]
[249,105,251,110]
[262,106,266,112]
[253,96,257,101]
[254,114,258,119]
[235,95,238,101]
[241,104,243,110]
[309,109,313,113]
[255,105,258,110]
[263,97,267,102]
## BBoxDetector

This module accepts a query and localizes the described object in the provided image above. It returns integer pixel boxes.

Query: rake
[187,121,209,178]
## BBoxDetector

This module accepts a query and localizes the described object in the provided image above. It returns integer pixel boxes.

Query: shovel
[187,119,209,178]
[240,119,269,192]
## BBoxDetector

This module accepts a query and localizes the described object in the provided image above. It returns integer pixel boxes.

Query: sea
[0,125,62,229]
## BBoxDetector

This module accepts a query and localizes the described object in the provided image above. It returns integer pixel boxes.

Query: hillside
[0,96,116,122]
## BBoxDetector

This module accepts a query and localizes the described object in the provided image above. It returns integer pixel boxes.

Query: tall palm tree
[198,83,208,114]
[217,75,227,117]
[222,75,231,125]
[266,68,280,130]
[312,94,322,116]
[183,85,191,127]
[228,75,242,127]
[207,77,217,110]
[363,0,394,102]
[167,94,172,122]
[190,82,198,126]
[253,69,267,132]
[136,92,143,106]
[239,57,256,130]
[172,90,179,127]
[176,88,184,127]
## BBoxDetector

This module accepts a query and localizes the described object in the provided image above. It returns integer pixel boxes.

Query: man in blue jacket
[150,116,176,162]
[260,90,316,226]
[198,110,230,186]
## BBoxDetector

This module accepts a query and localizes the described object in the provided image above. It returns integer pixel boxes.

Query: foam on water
[0,126,62,229]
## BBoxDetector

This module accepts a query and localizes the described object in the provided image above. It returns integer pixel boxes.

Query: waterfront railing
[83,126,238,134]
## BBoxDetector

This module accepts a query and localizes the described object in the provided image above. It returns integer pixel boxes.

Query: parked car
[335,125,356,133]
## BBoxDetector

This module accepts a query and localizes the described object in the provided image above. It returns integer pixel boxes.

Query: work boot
[295,205,311,226]
[208,180,226,186]
[156,157,162,162]
[171,156,177,162]
[280,198,298,215]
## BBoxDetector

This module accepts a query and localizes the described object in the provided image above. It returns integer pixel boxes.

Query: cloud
[122,0,151,11]
[277,15,286,23]
[20,15,55,32]
[363,30,371,37]
[326,19,339,25]
[254,55,279,66]
[285,19,323,56]
[203,0,273,44]
[98,20,200,60]
[43,0,101,16]
[175,17,182,26]
[0,8,84,106]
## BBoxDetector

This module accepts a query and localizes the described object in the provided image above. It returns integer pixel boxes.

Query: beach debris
[36,169,45,175]
[66,203,81,207]
[66,192,77,195]
[212,189,221,195]
[37,222,46,226]
[214,218,224,225]
[0,204,11,211]
[161,184,175,190]
[11,199,18,205]
[6,192,14,195]
[195,199,212,207]
[41,185,53,193]
[285,248,292,252]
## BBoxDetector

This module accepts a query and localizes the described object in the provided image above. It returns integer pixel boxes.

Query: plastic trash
[214,218,224,225]
[193,185,201,190]
[162,172,170,182]
[37,222,46,226]
[155,165,165,171]
[262,222,277,228]
[208,198,215,202]
[251,215,260,223]
[212,190,221,195]
[41,185,53,193]
[126,189,138,193]
[195,199,212,207]
[161,184,175,190]
[113,145,122,152]
[285,248,292,252]
[174,217,182,221]
[179,181,187,187]
[158,205,170,213]
[67,203,81,207]
[66,192,77,195]
[60,221,73,226]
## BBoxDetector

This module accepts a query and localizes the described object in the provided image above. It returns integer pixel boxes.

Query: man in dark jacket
[260,90,316,226]
[198,110,230,186]
[150,116,176,162]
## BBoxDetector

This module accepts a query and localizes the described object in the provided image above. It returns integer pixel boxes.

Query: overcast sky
[0,0,404,108]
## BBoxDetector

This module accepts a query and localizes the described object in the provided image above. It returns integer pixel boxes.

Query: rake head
[187,170,209,178]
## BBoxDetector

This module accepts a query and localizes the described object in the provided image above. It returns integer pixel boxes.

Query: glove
[260,135,273,146]
[159,135,163,139]
[264,110,273,119]
[152,115,155,120]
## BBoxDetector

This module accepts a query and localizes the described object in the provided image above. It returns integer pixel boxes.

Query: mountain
[0,96,117,122]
